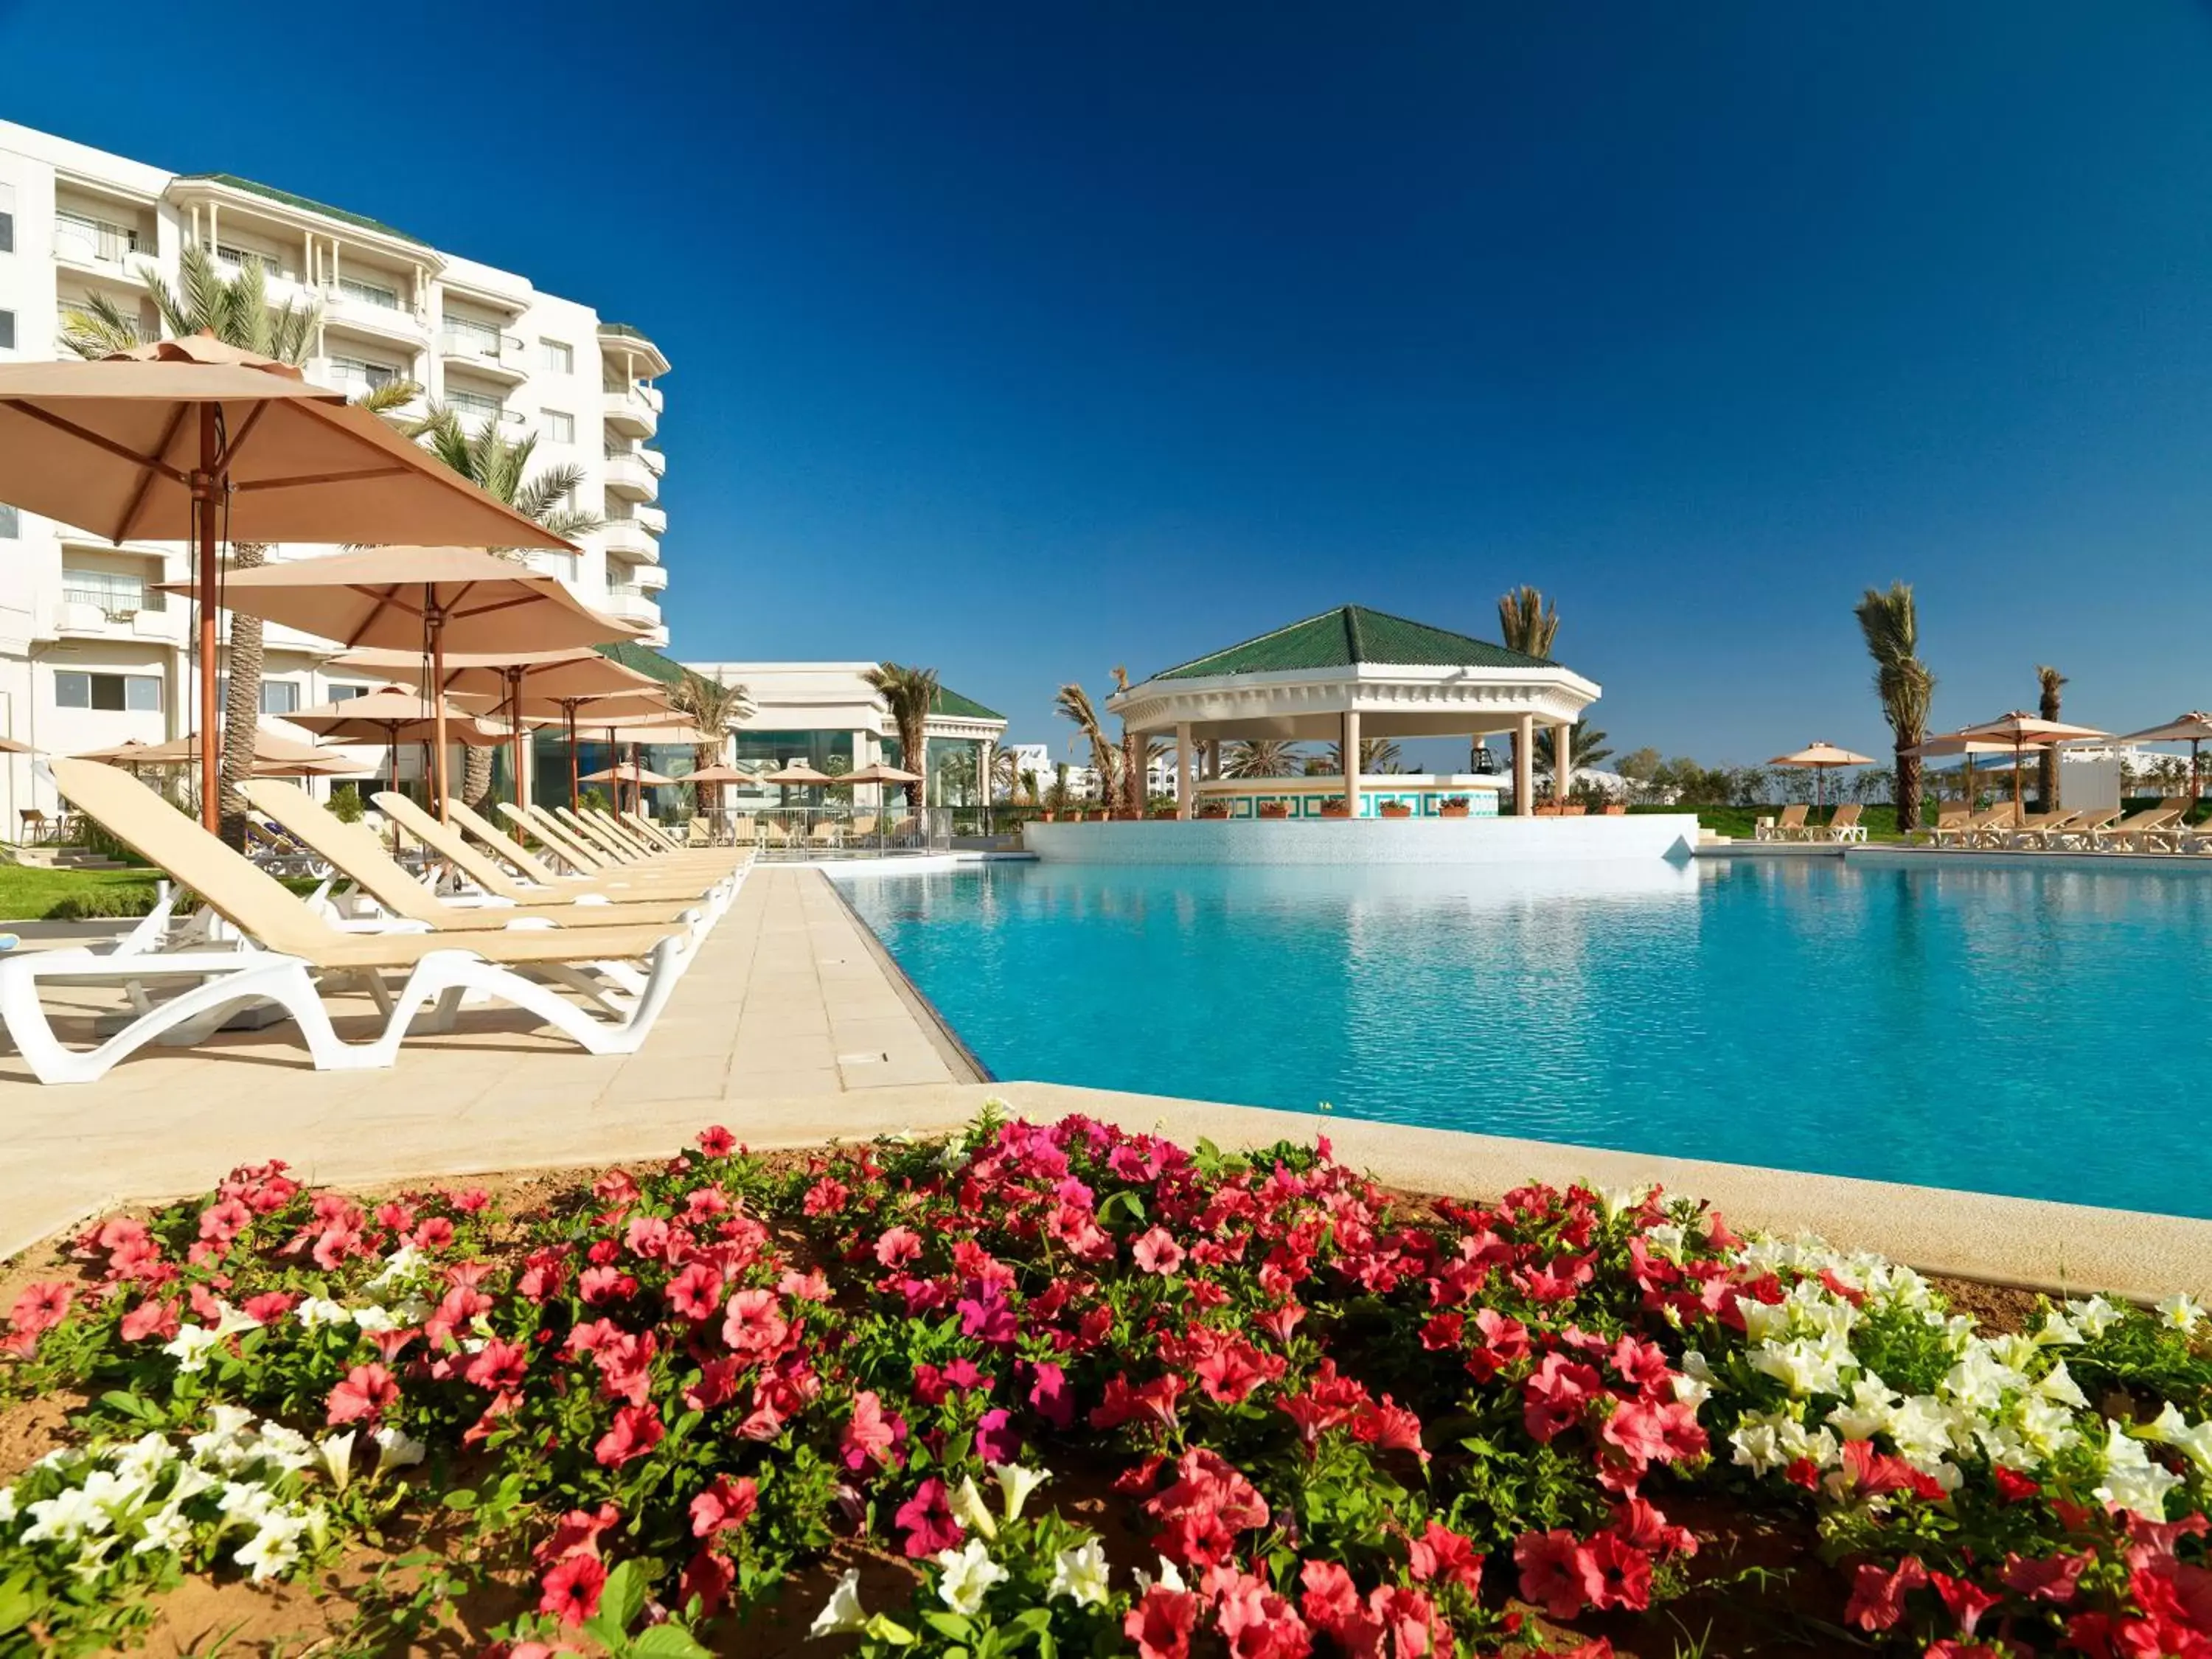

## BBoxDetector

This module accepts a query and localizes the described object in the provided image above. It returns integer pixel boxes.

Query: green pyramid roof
[594,640,689,686]
[931,685,1005,722]
[175,173,425,246]
[1155,605,1555,681]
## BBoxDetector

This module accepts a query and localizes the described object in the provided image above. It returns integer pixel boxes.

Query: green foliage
[327,784,366,824]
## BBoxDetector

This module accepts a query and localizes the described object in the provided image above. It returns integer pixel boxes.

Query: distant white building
[1006,742,1098,801]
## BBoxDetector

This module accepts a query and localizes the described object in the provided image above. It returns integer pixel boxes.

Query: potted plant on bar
[1439,796,1472,818]
[1378,800,1413,818]
[1318,796,1350,818]
[1258,800,1291,818]
[1197,802,1230,818]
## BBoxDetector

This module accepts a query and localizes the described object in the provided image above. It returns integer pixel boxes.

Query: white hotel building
[0,119,672,822]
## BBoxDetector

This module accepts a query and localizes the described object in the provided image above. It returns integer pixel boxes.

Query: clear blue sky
[7,1,2211,767]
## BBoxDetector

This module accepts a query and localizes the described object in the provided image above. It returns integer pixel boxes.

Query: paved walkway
[4,866,2211,1301]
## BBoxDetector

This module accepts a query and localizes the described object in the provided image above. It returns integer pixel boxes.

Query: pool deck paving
[2,866,2208,1302]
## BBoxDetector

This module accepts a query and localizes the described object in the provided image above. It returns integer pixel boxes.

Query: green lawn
[1627,803,1913,841]
[0,864,173,922]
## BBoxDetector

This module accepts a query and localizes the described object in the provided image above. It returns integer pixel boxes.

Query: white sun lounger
[1,760,698,1085]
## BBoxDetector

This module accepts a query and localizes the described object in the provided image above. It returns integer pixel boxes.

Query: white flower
[21,1486,109,1545]
[1826,1377,1900,1442]
[1644,1222,1686,1262]
[1048,1537,1111,1607]
[161,1324,225,1374]
[1597,1185,1651,1218]
[946,1475,998,1540]
[1134,1555,1187,1595]
[1680,1349,1715,1385]
[348,1305,400,1335]
[2034,1310,2083,1346]
[232,1509,310,1582]
[2036,1361,2087,1409]
[214,1480,278,1532]
[210,1301,262,1340]
[366,1245,427,1290]
[0,1486,17,1525]
[1729,1416,1787,1477]
[108,1434,176,1486]
[2156,1293,2205,1332]
[1750,1338,1848,1399]
[990,1461,1049,1522]
[2145,1405,2212,1478]
[2067,1295,2121,1338]
[251,1424,315,1473]
[293,1297,351,1330]
[934,1538,1009,1615]
[371,1426,426,1478]
[132,1503,193,1557]
[1940,1345,2026,1413]
[2096,1423,2185,1518]
[1669,1371,1712,1411]
[316,1432,358,1495]
[1739,1301,1792,1345]
[809,1568,868,1636]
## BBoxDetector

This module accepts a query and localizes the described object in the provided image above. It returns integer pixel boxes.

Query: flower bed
[0,1109,2209,1657]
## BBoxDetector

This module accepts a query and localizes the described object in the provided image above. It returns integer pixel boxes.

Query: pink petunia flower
[327,1362,400,1426]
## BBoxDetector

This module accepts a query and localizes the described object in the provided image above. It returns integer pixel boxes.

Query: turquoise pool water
[838,856,2212,1219]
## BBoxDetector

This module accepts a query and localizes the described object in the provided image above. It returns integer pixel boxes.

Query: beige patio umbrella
[2116,713,2212,801]
[581,762,676,786]
[1767,741,1874,813]
[162,546,639,821]
[290,685,507,795]
[1951,712,2112,815]
[0,737,32,756]
[0,335,576,827]
[1898,734,2025,807]
[326,644,663,811]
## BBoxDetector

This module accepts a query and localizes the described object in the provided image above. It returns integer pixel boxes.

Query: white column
[1175,723,1192,819]
[1515,712,1534,816]
[1343,708,1362,818]
[1554,723,1571,805]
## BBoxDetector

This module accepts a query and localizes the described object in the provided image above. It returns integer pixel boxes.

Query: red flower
[452,1186,490,1213]
[874,1225,924,1267]
[1576,1532,1652,1613]
[1211,1567,1312,1659]
[198,1199,251,1243]
[593,1403,665,1467]
[841,1389,903,1472]
[532,1503,620,1566]
[2002,1550,2090,1604]
[722,1288,789,1357]
[7,1282,72,1337]
[1132,1228,1185,1276]
[538,1552,606,1627]
[894,1477,963,1557]
[665,1262,724,1322]
[464,1338,529,1393]
[1994,1466,2042,1504]
[579,1265,638,1305]
[1514,1528,1590,1619]
[1407,1518,1484,1595]
[1522,1353,1601,1443]
[1351,1396,1427,1464]
[697,1124,736,1156]
[1125,1583,1198,1659]
[1194,1345,1267,1405]
[1929,1571,2001,1638]
[1465,1307,1531,1381]
[1845,1557,1928,1631]
[327,1363,400,1426]
[119,1297,178,1343]
[689,1475,759,1537]
[680,1545,736,1616]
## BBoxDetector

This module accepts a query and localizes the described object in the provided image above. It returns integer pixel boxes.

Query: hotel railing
[688,806,954,858]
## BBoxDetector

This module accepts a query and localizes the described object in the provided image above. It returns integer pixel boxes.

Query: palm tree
[60,244,420,846]
[1315,737,1405,776]
[2035,664,2067,808]
[990,746,1025,802]
[1220,739,1303,779]
[1110,665,1141,815]
[866,664,940,814]
[1854,582,1935,836]
[1497,585,1561,813]
[1535,721,1611,786]
[406,406,608,810]
[1054,682,1123,809]
[667,671,753,816]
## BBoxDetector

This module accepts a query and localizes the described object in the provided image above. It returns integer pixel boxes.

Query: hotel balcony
[633,563,669,593]
[47,599,181,646]
[601,385,658,439]
[52,212,151,282]
[323,280,426,347]
[635,504,667,535]
[438,326,530,386]
[602,450,659,502]
[600,518,658,563]
[639,447,667,478]
[601,589,662,630]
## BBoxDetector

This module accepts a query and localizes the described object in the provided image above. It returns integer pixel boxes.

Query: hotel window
[0,505,16,539]
[325,684,369,702]
[55,671,162,712]
[215,678,301,715]
[446,387,502,424]
[0,310,13,351]
[62,568,150,616]
[336,275,398,310]
[215,243,276,278]
[0,210,12,254]
[540,338,572,374]
[545,410,574,444]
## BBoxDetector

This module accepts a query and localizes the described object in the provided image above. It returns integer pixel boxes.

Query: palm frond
[349,378,422,416]
[1498,585,1561,658]
[58,295,147,360]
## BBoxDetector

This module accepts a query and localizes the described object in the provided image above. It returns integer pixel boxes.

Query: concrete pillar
[1343,708,1363,818]
[1515,712,1534,816]
[1175,722,1192,819]
[1554,723,1571,806]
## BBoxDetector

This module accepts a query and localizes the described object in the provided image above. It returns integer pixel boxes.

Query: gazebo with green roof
[1105,605,1601,819]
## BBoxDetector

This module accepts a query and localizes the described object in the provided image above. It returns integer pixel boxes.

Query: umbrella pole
[430,610,451,825]
[567,705,580,810]
[195,406,221,833]
[507,668,526,818]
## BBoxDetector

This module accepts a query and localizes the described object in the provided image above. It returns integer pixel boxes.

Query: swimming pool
[838,855,2212,1219]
